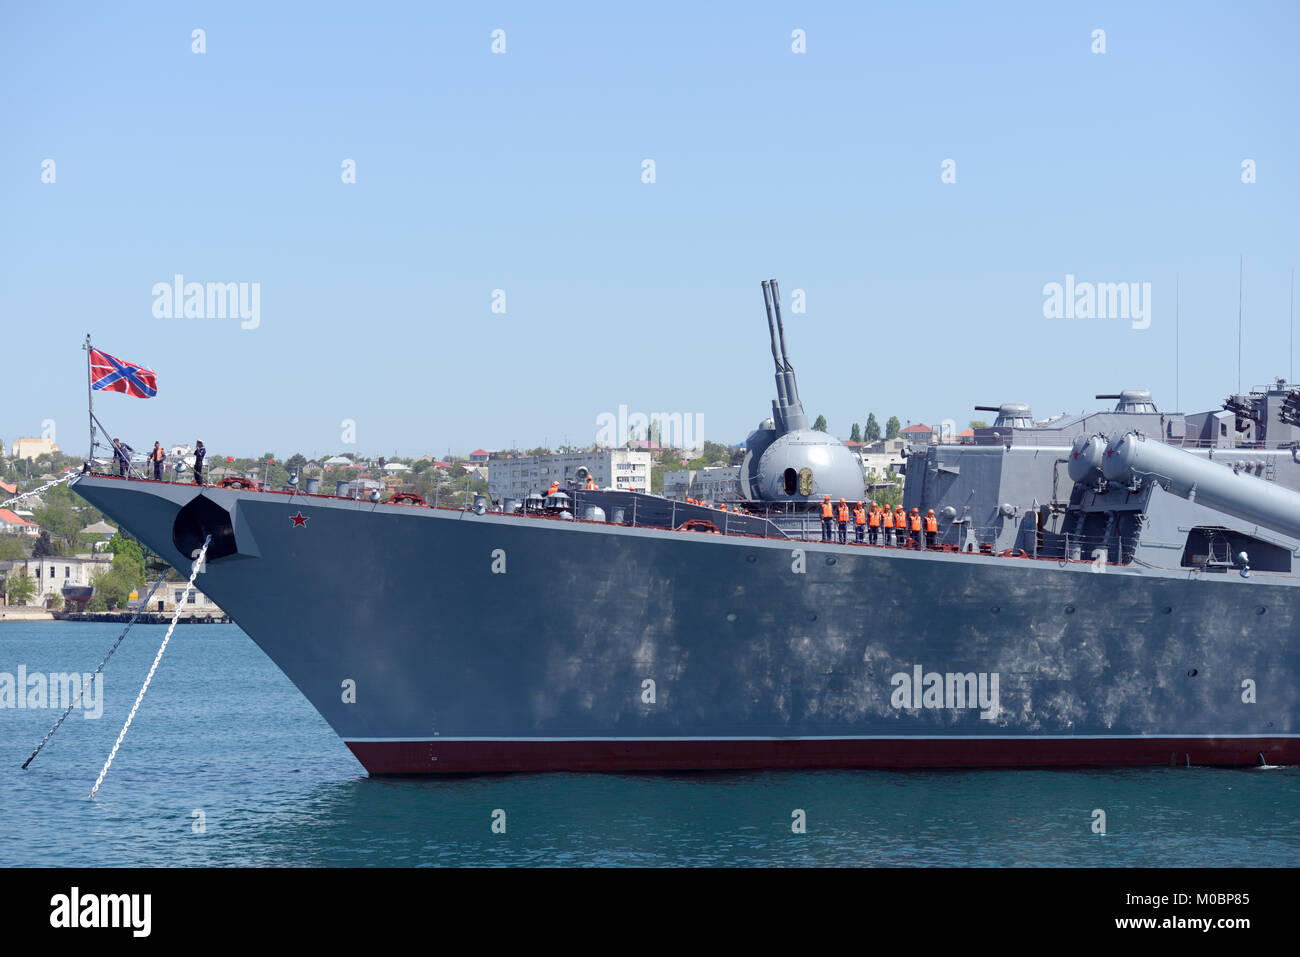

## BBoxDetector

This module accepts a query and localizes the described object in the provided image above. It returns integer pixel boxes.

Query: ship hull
[72,476,1300,773]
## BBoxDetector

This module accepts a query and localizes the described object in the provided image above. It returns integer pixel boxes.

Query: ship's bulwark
[72,476,1300,773]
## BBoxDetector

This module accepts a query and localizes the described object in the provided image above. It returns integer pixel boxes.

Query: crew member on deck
[868,501,881,545]
[585,475,597,491]
[546,480,560,496]
[150,441,165,480]
[113,438,133,478]
[894,506,908,546]
[910,507,923,548]
[882,503,894,545]
[853,500,866,543]
[837,497,849,544]
[820,494,833,542]
[193,441,206,486]
[925,508,939,549]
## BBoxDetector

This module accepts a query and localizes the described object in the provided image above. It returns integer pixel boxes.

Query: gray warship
[70,281,1299,773]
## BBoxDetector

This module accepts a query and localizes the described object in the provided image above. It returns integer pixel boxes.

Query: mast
[84,334,94,461]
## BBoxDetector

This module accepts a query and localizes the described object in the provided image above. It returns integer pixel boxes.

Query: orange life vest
[151,446,164,462]
[868,508,880,527]
[821,501,833,519]
[925,513,938,533]
[910,512,922,531]
[546,482,559,495]
[882,510,894,528]
[837,504,849,523]
[894,509,906,529]
[853,506,866,525]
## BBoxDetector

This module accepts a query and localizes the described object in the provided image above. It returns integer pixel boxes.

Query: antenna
[1175,272,1180,411]
[1237,255,1243,394]
[1291,268,1295,384]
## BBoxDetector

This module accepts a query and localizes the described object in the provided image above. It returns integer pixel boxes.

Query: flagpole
[85,334,94,464]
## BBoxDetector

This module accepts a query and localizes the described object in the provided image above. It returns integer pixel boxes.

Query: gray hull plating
[71,476,1300,772]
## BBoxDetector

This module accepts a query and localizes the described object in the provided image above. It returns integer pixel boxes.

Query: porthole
[1064,605,1075,615]
[1256,606,1267,616]
[825,557,837,566]
[1161,606,1172,615]
[746,554,757,564]
[1187,668,1198,677]
[990,605,1000,614]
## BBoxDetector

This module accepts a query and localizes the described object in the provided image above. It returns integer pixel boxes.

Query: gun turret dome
[754,429,865,502]
[739,279,865,503]
[974,403,1034,429]
[1095,389,1157,413]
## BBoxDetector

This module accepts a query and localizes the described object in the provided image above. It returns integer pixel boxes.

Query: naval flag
[89,348,157,398]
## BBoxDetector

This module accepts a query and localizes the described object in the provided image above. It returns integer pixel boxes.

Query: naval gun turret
[740,279,864,504]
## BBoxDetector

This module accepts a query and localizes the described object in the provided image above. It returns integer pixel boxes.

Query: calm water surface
[1,622,1296,867]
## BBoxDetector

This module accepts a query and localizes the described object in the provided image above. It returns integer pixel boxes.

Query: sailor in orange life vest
[894,506,907,546]
[546,480,560,496]
[925,508,939,549]
[881,502,894,545]
[853,501,867,544]
[820,494,833,542]
[150,441,165,480]
[867,501,880,545]
[836,497,849,544]
[585,475,597,491]
[909,506,923,548]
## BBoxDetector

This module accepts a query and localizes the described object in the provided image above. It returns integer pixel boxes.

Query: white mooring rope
[21,572,169,770]
[89,535,211,799]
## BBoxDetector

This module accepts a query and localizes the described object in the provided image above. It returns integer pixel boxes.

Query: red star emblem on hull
[290,511,309,527]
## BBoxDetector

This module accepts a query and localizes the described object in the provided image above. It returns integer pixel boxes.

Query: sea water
[1,622,1296,867]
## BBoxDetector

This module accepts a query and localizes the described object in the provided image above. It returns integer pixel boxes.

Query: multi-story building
[10,437,60,460]
[19,555,113,601]
[489,448,653,501]
[662,466,742,502]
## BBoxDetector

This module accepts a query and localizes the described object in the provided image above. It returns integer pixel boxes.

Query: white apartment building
[489,448,653,501]
[21,555,113,600]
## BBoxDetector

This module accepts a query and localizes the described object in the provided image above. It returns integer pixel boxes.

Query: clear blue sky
[2,2,1297,460]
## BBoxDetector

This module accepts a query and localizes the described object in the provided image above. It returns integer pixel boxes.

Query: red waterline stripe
[346,736,1297,774]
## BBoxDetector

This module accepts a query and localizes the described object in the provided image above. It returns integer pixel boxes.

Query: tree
[812,414,828,432]
[969,420,988,429]
[885,416,901,440]
[32,531,54,558]
[0,536,26,562]
[32,503,82,554]
[285,453,308,474]
[865,413,881,442]
[3,568,36,605]
[849,422,862,443]
[91,546,145,611]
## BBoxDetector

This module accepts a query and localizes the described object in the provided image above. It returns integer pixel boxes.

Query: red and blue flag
[89,348,157,398]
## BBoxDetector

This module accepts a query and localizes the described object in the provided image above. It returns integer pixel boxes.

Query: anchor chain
[1,472,74,510]
[89,535,211,799]
[21,572,169,770]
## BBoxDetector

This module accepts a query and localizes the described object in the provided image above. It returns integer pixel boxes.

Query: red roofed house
[468,449,491,464]
[900,423,936,444]
[0,480,17,495]
[0,508,38,537]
